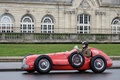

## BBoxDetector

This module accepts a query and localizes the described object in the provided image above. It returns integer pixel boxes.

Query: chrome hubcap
[38,59,50,71]
[94,58,104,70]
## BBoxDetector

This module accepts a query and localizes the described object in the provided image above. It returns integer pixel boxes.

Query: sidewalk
[111,60,120,69]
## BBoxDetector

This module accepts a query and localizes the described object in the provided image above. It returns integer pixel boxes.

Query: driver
[81,41,91,57]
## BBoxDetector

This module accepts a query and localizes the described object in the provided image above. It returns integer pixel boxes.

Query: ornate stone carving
[26,9,30,14]
[95,11,106,15]
[80,0,90,9]
[46,10,51,14]
[4,9,9,13]
[117,11,120,16]
[64,10,76,14]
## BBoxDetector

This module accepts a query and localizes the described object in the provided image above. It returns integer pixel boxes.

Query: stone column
[95,11,106,34]
[101,14,105,33]
[71,12,76,33]
[95,12,100,33]
[65,13,69,33]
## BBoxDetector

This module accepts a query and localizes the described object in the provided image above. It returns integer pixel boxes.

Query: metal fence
[0,33,120,43]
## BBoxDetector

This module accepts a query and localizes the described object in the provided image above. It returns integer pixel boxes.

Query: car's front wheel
[34,55,52,74]
[90,55,107,73]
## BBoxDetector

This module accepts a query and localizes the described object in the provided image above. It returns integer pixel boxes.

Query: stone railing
[0,0,72,4]
[0,33,119,43]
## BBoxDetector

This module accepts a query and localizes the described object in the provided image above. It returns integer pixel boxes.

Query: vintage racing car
[21,46,112,74]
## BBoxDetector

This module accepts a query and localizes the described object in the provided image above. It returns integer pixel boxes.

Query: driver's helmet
[82,41,88,48]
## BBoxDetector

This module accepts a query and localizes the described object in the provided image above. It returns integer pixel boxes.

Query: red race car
[21,46,112,74]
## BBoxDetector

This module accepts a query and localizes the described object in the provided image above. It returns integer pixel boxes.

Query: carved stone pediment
[80,0,90,9]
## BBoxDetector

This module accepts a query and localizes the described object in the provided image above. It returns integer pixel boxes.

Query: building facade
[0,0,120,34]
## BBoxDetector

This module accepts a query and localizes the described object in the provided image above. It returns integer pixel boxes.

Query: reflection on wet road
[0,69,120,80]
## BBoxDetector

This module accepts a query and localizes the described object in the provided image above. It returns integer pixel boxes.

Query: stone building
[0,0,119,34]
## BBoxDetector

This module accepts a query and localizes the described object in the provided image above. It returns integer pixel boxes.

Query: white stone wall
[0,0,119,33]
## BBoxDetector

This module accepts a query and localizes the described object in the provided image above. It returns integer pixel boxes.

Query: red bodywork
[22,47,112,71]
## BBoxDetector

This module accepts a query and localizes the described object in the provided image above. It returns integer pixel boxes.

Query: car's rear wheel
[34,55,52,74]
[68,52,85,68]
[90,55,107,73]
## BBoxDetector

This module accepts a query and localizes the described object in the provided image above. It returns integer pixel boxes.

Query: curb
[0,69,23,71]
[110,56,120,60]
[109,67,120,69]
[0,57,23,62]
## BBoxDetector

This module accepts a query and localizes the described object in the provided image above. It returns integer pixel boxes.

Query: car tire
[90,55,107,73]
[68,51,85,68]
[34,55,52,74]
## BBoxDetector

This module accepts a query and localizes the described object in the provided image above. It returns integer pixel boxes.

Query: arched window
[111,17,120,34]
[41,16,54,33]
[77,14,90,34]
[20,15,34,33]
[0,14,14,33]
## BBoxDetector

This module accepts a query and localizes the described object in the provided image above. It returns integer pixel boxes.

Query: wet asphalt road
[0,69,120,80]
